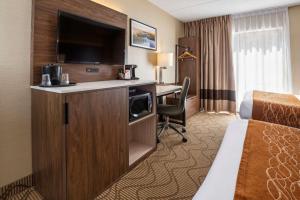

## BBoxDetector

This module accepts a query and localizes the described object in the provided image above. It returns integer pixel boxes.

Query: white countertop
[31,80,156,94]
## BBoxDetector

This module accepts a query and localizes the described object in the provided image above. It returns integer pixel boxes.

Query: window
[232,8,292,110]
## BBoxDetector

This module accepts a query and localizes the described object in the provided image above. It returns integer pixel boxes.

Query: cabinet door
[66,88,128,200]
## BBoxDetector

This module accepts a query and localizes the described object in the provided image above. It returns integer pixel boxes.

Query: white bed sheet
[239,91,253,119]
[193,119,249,200]
[239,91,300,119]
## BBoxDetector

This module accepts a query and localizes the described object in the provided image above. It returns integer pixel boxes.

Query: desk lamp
[157,53,173,84]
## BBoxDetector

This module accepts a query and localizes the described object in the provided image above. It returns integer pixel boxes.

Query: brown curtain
[184,15,236,113]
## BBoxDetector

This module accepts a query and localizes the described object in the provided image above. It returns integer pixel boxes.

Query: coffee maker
[124,65,139,80]
[42,64,62,85]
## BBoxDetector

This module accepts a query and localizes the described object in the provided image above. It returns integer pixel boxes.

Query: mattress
[193,119,249,200]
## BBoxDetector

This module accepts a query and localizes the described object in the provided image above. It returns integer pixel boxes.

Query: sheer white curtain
[232,8,292,110]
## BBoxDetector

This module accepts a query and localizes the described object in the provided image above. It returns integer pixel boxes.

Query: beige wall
[0,0,183,187]
[92,0,184,83]
[289,6,300,94]
[0,0,32,187]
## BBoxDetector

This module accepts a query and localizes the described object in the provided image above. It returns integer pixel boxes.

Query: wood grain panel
[178,37,200,97]
[128,84,157,167]
[129,115,156,147]
[66,88,128,200]
[185,96,200,118]
[32,0,127,85]
[31,90,66,200]
[178,37,200,115]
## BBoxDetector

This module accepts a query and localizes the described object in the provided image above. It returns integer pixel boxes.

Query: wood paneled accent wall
[178,36,200,117]
[178,37,200,97]
[32,0,128,85]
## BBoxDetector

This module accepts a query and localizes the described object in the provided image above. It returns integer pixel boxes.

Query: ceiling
[148,0,300,22]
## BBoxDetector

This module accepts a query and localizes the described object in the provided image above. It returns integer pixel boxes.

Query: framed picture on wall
[130,19,157,51]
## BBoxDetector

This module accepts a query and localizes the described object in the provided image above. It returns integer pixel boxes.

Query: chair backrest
[178,77,190,112]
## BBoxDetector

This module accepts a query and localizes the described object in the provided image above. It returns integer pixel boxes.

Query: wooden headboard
[32,0,127,85]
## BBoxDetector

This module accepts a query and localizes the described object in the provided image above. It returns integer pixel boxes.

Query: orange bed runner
[252,91,300,128]
[234,120,300,200]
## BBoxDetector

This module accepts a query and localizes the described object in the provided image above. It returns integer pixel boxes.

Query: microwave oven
[129,89,152,122]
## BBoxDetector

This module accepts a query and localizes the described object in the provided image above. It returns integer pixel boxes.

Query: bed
[193,119,300,200]
[239,91,300,128]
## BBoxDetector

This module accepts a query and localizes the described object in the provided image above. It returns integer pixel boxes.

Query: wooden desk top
[156,85,182,97]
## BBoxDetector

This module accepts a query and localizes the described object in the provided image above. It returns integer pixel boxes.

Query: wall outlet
[86,67,99,73]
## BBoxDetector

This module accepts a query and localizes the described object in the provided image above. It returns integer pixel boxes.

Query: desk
[156,85,182,105]
[156,85,182,97]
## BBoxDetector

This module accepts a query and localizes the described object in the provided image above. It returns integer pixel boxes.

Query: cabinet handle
[64,103,69,125]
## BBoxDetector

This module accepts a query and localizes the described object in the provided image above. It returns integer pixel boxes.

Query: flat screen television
[57,11,125,65]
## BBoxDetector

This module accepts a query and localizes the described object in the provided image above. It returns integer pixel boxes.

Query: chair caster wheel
[182,138,187,143]
[157,138,160,143]
[182,128,186,133]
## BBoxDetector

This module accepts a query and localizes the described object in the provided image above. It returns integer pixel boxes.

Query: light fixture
[157,53,174,84]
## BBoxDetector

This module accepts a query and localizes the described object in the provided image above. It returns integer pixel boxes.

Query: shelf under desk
[129,142,153,166]
[128,113,156,167]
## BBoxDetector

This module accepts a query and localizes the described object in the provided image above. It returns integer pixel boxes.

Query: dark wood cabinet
[32,83,156,200]
[65,88,128,200]
[32,91,66,200]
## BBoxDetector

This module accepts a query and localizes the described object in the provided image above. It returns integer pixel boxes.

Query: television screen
[57,11,125,65]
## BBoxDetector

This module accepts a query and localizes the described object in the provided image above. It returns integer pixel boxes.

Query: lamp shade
[157,53,173,67]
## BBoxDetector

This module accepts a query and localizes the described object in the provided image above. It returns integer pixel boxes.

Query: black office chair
[157,77,190,143]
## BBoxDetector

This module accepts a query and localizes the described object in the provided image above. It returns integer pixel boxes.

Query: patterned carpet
[9,112,236,200]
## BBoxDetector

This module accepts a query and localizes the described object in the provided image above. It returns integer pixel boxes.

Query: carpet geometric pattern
[9,112,236,200]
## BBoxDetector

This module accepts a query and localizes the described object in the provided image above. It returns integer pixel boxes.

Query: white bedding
[193,119,249,200]
[239,91,300,119]
[239,91,253,119]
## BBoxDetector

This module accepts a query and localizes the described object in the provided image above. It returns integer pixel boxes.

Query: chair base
[157,116,187,143]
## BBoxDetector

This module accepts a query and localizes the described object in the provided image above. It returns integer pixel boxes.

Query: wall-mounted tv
[57,11,126,65]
